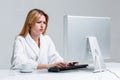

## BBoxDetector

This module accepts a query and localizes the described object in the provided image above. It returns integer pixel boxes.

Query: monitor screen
[63,16,111,64]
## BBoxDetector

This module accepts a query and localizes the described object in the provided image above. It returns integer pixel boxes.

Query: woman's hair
[19,9,49,37]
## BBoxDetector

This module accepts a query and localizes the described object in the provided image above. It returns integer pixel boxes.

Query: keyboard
[48,64,88,72]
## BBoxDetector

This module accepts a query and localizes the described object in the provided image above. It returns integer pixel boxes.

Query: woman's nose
[40,25,43,28]
[41,22,44,27]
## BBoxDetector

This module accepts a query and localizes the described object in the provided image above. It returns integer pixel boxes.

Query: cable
[106,68,120,80]
[95,50,120,80]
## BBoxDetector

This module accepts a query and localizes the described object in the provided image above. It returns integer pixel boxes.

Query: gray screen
[64,16,110,63]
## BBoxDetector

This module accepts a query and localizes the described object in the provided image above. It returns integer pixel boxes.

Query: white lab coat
[11,33,64,69]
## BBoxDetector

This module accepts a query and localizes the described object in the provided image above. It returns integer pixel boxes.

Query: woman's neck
[29,33,40,47]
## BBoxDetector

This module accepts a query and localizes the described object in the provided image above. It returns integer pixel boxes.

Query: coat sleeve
[45,35,64,64]
[11,36,38,70]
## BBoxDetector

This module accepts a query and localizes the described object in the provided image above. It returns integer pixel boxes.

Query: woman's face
[30,15,46,36]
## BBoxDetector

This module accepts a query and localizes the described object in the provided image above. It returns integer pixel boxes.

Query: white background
[0,0,120,69]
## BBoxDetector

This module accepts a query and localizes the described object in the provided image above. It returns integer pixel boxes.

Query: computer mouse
[48,67,60,72]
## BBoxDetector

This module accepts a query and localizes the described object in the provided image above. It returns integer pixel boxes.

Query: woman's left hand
[67,62,79,66]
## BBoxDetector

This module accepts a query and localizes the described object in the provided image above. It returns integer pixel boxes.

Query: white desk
[0,62,120,80]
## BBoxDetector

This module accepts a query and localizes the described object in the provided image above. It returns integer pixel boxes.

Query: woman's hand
[66,62,79,66]
[48,62,67,68]
[37,62,79,69]
[48,62,79,68]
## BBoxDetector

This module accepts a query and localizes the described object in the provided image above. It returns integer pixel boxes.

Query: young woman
[11,9,69,70]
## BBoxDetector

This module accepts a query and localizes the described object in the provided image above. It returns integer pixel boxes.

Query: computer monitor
[63,15,110,72]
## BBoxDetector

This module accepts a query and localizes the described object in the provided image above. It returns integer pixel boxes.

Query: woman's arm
[37,62,67,69]
[11,36,38,69]
[45,35,64,64]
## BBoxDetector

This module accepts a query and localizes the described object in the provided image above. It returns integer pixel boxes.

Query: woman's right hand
[48,62,67,68]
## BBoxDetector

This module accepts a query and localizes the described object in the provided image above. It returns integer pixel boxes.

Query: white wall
[0,0,120,69]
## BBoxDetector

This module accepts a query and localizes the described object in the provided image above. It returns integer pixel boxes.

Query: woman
[11,9,69,70]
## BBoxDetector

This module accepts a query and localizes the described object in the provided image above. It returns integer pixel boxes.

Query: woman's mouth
[40,29,43,31]
[40,29,44,32]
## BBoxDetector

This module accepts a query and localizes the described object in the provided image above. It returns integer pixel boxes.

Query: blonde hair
[19,9,49,37]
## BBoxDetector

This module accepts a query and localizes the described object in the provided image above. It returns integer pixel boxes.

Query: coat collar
[25,33,43,55]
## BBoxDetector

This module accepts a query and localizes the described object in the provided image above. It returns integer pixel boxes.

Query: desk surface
[0,62,120,80]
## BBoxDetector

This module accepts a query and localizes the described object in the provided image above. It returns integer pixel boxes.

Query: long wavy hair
[19,9,49,37]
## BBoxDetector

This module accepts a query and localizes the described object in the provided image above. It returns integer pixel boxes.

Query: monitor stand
[87,36,106,73]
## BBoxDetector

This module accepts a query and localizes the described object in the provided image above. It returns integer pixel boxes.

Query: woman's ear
[29,23,32,26]
[29,23,34,27]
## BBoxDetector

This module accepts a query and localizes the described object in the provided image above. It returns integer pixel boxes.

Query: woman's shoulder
[43,34,53,42]
[15,35,25,41]
[44,34,50,38]
[43,34,52,39]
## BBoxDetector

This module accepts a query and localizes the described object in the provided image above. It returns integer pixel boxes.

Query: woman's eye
[36,21,46,24]
[37,21,41,23]
[43,22,47,24]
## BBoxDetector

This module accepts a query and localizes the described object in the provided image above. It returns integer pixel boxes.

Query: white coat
[11,33,64,69]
